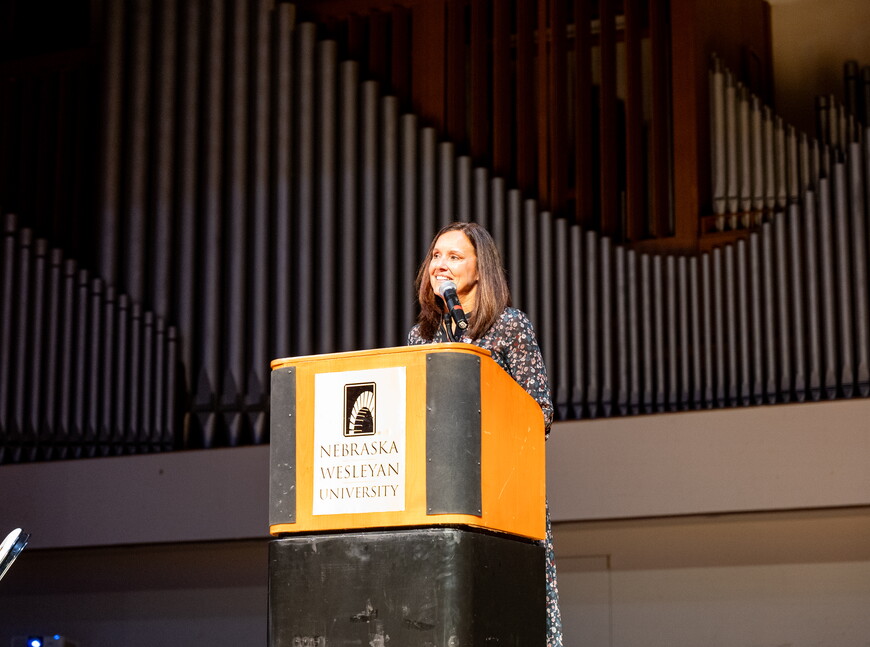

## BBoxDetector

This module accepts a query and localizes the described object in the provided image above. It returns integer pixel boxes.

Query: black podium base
[269,527,546,647]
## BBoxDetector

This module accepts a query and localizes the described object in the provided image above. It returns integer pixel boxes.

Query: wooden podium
[268,343,548,646]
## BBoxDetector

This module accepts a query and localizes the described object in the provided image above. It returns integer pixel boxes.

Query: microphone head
[437,280,457,296]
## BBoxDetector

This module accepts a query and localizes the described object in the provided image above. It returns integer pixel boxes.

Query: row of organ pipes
[0,1,868,464]
[1,214,178,463]
[708,54,869,402]
[710,54,870,227]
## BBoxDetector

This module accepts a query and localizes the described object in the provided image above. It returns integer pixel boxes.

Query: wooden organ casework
[0,0,867,464]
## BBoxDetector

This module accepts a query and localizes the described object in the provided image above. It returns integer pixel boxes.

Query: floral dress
[408,306,564,647]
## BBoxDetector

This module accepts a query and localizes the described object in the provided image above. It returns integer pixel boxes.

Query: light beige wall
[554,509,870,647]
[546,399,870,522]
[561,560,870,647]
[769,0,870,134]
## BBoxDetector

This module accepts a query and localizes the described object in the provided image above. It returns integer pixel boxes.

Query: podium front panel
[269,344,546,540]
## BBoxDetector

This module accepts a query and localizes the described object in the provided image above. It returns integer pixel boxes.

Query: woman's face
[428,230,480,311]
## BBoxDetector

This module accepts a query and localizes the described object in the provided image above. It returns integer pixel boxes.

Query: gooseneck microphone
[437,280,469,330]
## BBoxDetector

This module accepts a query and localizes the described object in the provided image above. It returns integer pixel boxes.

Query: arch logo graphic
[344,382,376,437]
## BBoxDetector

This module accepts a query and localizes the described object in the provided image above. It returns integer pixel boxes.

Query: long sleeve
[489,309,554,431]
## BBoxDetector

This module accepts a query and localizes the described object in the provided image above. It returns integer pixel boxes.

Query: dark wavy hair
[414,222,511,340]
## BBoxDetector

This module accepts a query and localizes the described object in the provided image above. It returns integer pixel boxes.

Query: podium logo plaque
[313,367,407,516]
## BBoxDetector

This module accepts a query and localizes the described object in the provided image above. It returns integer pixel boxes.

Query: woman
[407,221,563,647]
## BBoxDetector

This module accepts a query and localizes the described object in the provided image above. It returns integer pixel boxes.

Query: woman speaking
[407,221,564,647]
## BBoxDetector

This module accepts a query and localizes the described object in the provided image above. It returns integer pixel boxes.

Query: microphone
[437,280,469,330]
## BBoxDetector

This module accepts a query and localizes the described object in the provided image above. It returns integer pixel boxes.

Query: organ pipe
[2,9,869,466]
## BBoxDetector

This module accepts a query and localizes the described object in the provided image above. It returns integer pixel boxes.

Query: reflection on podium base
[269,527,546,647]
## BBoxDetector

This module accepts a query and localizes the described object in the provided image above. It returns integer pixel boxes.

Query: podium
[268,343,548,646]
